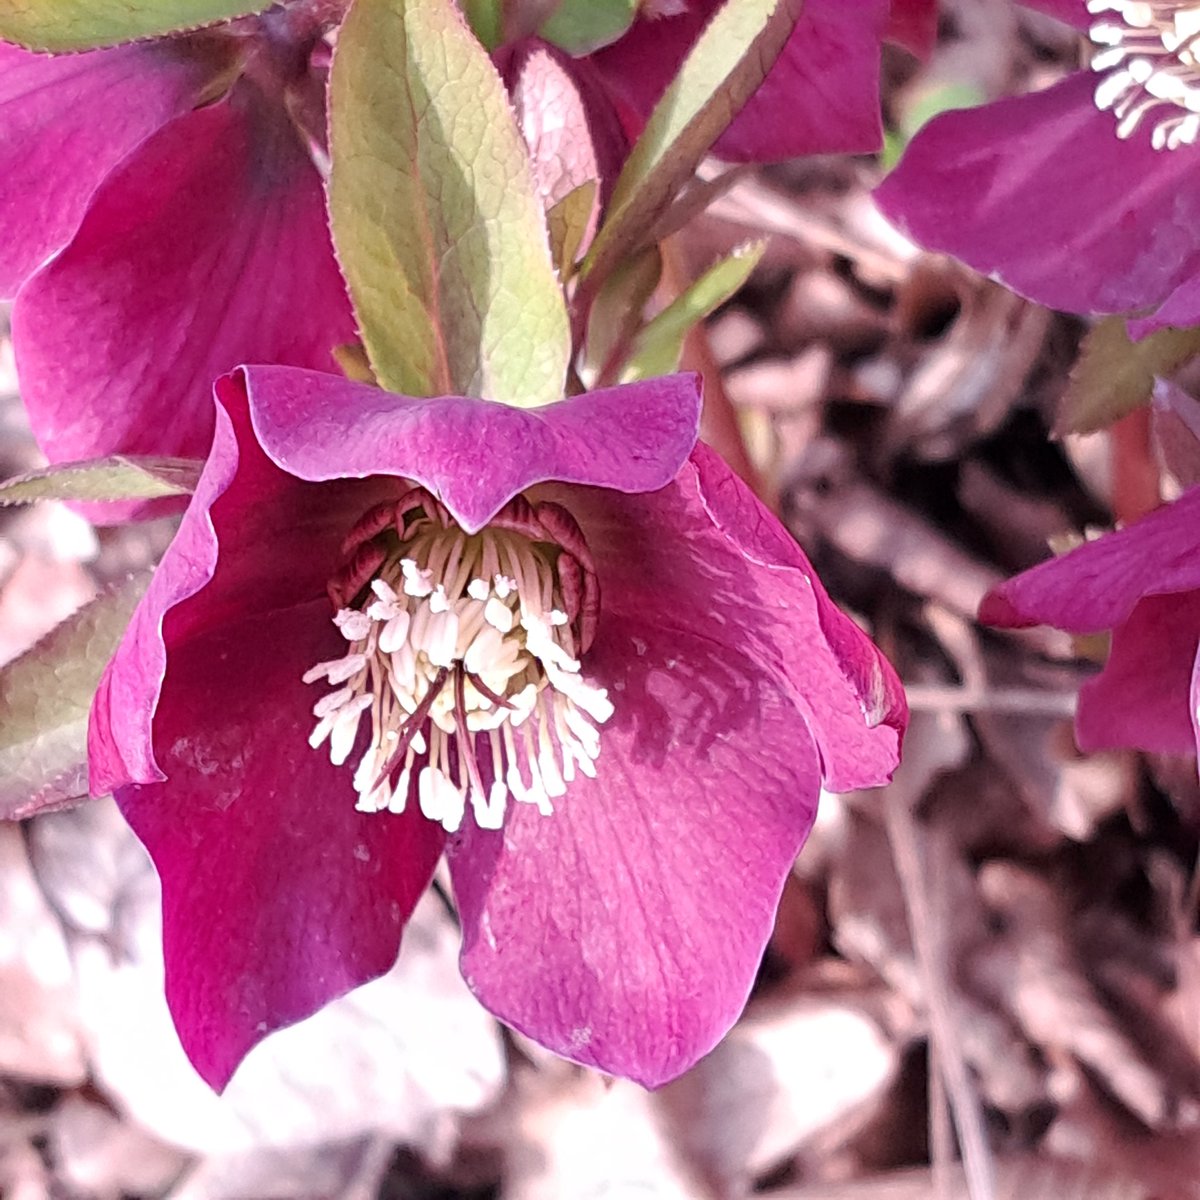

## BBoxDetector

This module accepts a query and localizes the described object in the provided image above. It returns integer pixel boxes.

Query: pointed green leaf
[0,456,201,506]
[623,241,764,381]
[330,0,570,407]
[882,80,986,170]
[580,0,801,289]
[546,179,597,279]
[0,572,149,817]
[462,0,504,49]
[0,0,272,52]
[540,0,637,54]
[1058,317,1200,436]
[583,244,663,386]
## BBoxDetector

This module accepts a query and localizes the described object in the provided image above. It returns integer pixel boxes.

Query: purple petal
[244,366,702,533]
[1075,593,1200,756]
[1190,645,1200,762]
[14,84,354,464]
[1129,275,1200,339]
[0,41,214,297]
[979,486,1200,634]
[90,376,381,795]
[875,73,1200,316]
[116,598,443,1090]
[1151,379,1200,488]
[590,0,888,162]
[1020,0,1088,29]
[449,618,821,1087]
[885,0,939,58]
[543,444,905,793]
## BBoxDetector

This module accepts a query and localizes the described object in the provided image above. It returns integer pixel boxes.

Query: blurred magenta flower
[886,0,940,59]
[88,367,905,1090]
[875,0,1200,336]
[981,485,1200,758]
[582,0,937,162]
[1,10,353,464]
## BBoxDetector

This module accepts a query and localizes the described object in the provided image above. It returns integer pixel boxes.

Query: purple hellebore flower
[579,0,937,163]
[981,485,1200,759]
[88,366,906,1091]
[876,0,1200,337]
[1,7,353,464]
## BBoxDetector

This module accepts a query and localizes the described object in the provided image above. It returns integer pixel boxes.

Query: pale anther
[304,488,610,833]
[1087,0,1200,148]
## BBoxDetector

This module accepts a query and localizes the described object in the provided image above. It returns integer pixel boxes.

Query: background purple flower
[585,0,929,162]
[981,486,1200,759]
[89,366,905,1091]
[2,17,354,465]
[875,0,1200,335]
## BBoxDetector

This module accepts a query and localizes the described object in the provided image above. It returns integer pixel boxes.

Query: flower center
[1088,1,1200,148]
[302,488,612,833]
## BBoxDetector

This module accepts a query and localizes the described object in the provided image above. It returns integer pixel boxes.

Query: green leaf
[583,245,663,386]
[461,0,504,49]
[0,0,272,52]
[546,180,597,279]
[1058,317,1200,436]
[580,0,801,290]
[882,80,986,170]
[0,572,149,818]
[330,0,571,408]
[623,241,764,381]
[540,0,637,54]
[0,456,201,506]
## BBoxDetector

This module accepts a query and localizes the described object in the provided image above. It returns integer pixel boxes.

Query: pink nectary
[90,367,905,1090]
[980,486,1200,758]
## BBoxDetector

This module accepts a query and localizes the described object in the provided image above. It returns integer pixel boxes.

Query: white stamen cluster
[303,510,613,834]
[1088,1,1200,148]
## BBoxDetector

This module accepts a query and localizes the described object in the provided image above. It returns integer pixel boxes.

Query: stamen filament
[306,488,610,832]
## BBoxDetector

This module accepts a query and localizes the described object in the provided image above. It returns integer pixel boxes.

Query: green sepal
[0,0,272,52]
[623,241,764,381]
[0,456,201,506]
[330,0,571,408]
[0,572,149,817]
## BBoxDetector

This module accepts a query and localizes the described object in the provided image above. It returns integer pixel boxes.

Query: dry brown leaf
[655,991,899,1193]
[28,800,505,1155]
[50,1096,189,1199]
[786,441,1005,624]
[773,1154,1151,1199]
[970,864,1180,1128]
[493,1067,705,1200]
[888,284,1050,462]
[167,1136,394,1200]
[0,823,85,1085]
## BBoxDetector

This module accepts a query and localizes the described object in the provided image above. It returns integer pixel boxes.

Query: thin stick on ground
[885,787,997,1200]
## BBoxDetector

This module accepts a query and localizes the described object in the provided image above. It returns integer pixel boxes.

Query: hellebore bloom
[88,367,905,1091]
[876,0,1200,336]
[1,9,353,463]
[575,0,938,162]
[981,485,1200,758]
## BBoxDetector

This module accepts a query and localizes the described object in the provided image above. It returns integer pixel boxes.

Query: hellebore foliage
[329,0,570,406]
[0,0,273,51]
